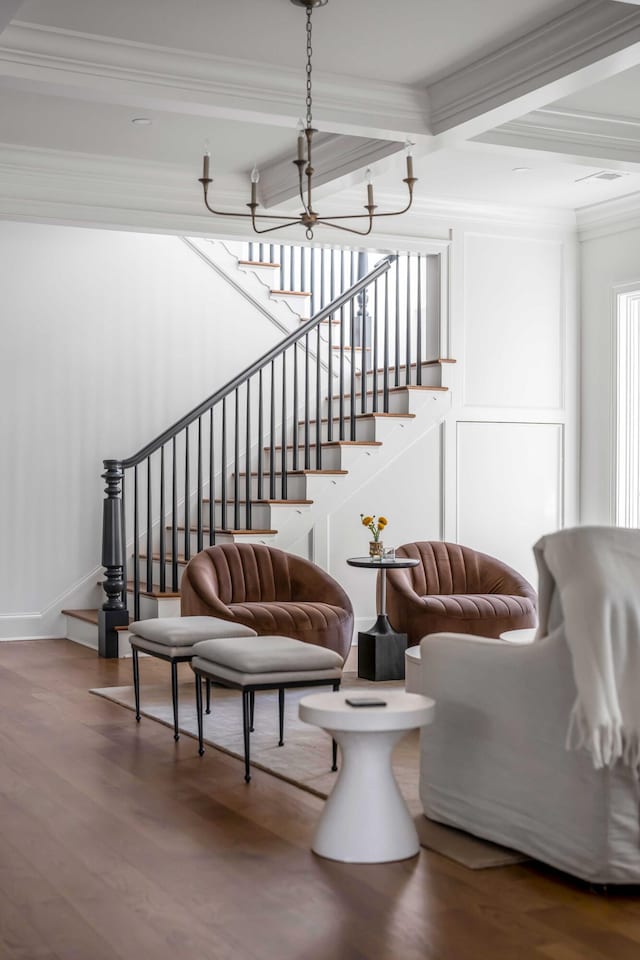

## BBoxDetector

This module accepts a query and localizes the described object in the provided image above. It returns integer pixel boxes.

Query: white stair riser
[270,292,310,319]
[64,616,98,651]
[180,502,273,529]
[324,391,412,417]
[262,445,343,472]
[354,363,444,391]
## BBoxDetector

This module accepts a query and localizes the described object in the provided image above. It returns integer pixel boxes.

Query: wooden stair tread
[96,579,181,599]
[175,526,278,535]
[238,260,280,268]
[265,440,382,452]
[270,289,311,297]
[298,412,415,426]
[363,358,456,375]
[63,608,99,625]
[201,498,313,505]
[237,470,348,477]
[329,385,448,400]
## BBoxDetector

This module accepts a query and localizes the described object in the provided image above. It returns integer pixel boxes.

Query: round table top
[346,556,420,570]
[299,690,435,732]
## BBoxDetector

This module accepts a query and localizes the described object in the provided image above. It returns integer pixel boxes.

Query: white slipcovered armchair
[419,528,640,884]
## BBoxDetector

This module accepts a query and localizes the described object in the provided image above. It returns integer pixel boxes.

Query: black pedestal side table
[346,556,420,682]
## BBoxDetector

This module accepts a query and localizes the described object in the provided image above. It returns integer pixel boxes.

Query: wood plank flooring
[1,639,639,960]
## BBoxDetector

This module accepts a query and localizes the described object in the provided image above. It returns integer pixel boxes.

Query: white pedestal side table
[299,690,435,863]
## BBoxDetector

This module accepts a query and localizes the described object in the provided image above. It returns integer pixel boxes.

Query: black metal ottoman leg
[206,678,211,715]
[249,690,255,732]
[195,674,205,756]
[242,689,252,783]
[171,661,180,741]
[278,688,285,746]
[132,646,141,722]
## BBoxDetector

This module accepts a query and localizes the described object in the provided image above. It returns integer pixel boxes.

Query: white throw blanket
[534,526,640,772]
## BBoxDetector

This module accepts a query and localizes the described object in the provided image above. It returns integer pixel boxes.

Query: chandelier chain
[305,6,313,128]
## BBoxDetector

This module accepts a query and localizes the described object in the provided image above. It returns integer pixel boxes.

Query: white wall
[580,225,640,525]
[0,221,285,638]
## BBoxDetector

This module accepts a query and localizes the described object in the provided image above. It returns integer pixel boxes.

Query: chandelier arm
[247,218,309,236]
[316,217,374,237]
[201,187,305,222]
[317,185,416,222]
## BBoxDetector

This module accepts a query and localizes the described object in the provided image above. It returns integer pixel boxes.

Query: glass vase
[369,540,384,559]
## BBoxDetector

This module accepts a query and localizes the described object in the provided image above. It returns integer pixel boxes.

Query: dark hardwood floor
[1,639,639,960]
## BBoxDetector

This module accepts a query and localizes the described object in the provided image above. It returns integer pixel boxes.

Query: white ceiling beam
[258,134,405,209]
[426,0,640,144]
[474,107,640,171]
[0,1,23,35]
[0,21,429,142]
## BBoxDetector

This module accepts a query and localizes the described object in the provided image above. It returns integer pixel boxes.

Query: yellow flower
[361,516,373,527]
[378,517,388,527]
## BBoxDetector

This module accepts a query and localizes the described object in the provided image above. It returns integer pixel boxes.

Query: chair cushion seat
[129,616,257,648]
[192,635,344,674]
[420,594,535,619]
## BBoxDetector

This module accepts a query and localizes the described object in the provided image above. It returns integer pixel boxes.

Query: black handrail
[121,254,396,469]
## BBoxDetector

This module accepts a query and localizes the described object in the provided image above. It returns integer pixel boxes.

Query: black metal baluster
[292,348,299,471]
[316,325,322,468]
[372,279,379,413]
[269,243,275,264]
[301,245,306,294]
[133,463,140,622]
[220,398,227,531]
[350,300,357,440]
[234,388,240,530]
[395,255,401,386]
[383,272,390,412]
[171,436,178,591]
[321,245,326,312]
[257,370,264,500]
[310,247,316,315]
[351,250,357,288]
[259,242,264,262]
[406,254,412,386]
[327,306,333,441]
[339,305,345,441]
[281,353,288,499]
[184,427,190,562]
[245,380,252,529]
[331,248,336,300]
[248,241,255,261]
[290,245,295,291]
[304,333,310,469]
[209,408,215,546]
[269,360,276,498]
[146,455,153,593]
[121,471,127,609]
[159,446,166,592]
[197,416,203,554]
[280,244,285,290]
[361,282,367,416]
[416,254,422,385]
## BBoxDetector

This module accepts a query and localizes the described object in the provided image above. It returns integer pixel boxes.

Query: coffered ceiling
[1,0,640,239]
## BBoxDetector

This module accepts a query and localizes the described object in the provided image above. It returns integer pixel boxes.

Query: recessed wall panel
[464,234,563,409]
[457,421,563,585]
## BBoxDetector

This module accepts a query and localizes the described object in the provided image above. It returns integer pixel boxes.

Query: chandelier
[198,0,417,239]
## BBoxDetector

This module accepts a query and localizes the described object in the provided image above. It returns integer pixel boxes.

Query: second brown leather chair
[181,543,354,661]
[385,540,537,646]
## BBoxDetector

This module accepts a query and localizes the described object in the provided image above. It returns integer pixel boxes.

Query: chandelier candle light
[198,0,417,239]
[361,514,388,559]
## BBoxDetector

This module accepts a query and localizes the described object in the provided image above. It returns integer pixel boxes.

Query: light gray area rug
[91,675,527,869]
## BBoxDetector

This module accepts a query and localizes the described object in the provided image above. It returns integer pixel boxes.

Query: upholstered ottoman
[129,617,258,741]
[190,635,344,782]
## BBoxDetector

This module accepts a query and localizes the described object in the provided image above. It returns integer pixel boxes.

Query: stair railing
[99,247,442,655]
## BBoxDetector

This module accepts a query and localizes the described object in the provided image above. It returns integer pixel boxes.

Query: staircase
[64,240,454,656]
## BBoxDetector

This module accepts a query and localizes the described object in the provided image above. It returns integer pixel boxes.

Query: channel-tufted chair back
[385,540,537,646]
[181,543,354,660]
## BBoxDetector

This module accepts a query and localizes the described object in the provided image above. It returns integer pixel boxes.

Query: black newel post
[98,459,129,658]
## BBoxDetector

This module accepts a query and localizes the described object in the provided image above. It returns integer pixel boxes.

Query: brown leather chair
[181,543,354,661]
[385,541,537,646]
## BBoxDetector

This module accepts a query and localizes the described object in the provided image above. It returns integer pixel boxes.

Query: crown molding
[576,190,640,239]
[427,0,640,141]
[0,21,429,140]
[476,107,640,168]
[0,142,576,240]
